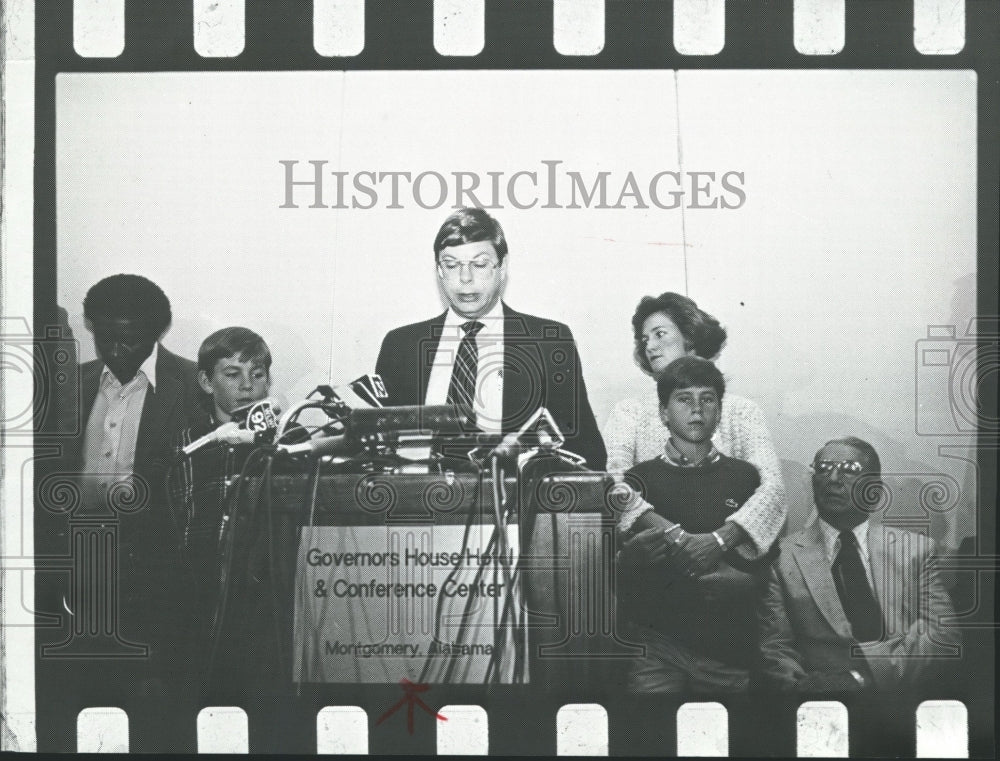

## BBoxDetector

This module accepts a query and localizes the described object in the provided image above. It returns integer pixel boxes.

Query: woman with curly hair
[605,292,787,575]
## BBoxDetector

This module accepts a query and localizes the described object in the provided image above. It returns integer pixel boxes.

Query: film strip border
[30,0,1000,68]
[70,700,970,755]
[64,0,971,61]
[4,0,996,756]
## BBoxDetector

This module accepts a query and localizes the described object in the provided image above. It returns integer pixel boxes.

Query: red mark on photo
[376,678,448,735]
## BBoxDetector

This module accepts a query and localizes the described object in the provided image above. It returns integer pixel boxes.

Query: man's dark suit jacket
[75,344,207,485]
[63,344,207,685]
[375,303,607,470]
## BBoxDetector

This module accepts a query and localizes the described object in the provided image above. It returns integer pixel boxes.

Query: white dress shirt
[424,301,505,433]
[82,344,159,496]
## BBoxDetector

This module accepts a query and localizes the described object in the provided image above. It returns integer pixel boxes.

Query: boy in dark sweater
[617,357,763,693]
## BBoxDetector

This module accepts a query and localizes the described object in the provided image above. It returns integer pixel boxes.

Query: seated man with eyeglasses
[374,207,606,469]
[757,437,960,692]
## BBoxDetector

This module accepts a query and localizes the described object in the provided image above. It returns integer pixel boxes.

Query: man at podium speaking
[374,208,607,470]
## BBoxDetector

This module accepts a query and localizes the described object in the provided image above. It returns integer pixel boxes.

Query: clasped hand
[620,527,725,577]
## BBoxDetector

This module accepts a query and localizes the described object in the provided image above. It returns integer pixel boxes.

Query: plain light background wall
[56,69,977,547]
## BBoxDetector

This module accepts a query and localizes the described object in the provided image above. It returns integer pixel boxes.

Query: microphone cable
[452,462,514,684]
[487,461,501,682]
[262,453,292,683]
[344,521,394,682]
[483,457,529,685]
[297,455,325,689]
[417,468,484,685]
[499,458,524,683]
[163,442,187,547]
[445,529,500,684]
[203,444,270,694]
[493,453,593,685]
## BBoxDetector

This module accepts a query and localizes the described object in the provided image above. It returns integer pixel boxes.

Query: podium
[239,461,643,689]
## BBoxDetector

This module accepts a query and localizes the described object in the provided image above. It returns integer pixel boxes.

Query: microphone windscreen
[245,399,279,432]
[348,374,388,407]
[229,397,281,426]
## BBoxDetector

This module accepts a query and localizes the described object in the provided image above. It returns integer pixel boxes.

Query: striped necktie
[446,320,484,422]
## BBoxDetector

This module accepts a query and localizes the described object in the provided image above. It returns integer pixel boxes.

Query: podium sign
[293,522,523,684]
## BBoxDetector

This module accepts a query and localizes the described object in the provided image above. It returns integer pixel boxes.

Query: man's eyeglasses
[437,257,499,279]
[810,460,865,475]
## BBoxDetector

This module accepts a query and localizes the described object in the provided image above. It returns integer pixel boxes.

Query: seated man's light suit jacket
[758,519,960,690]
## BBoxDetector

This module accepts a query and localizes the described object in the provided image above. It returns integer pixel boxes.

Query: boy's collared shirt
[661,436,721,468]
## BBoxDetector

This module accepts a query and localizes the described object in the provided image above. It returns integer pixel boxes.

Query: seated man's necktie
[832,530,884,642]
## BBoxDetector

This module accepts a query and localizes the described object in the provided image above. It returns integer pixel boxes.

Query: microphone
[490,429,526,461]
[348,373,388,408]
[229,397,281,426]
[276,374,387,440]
[243,398,280,433]
[347,405,468,437]
[319,373,388,410]
[276,433,353,457]
[181,398,281,456]
[479,408,565,461]
[181,422,254,456]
